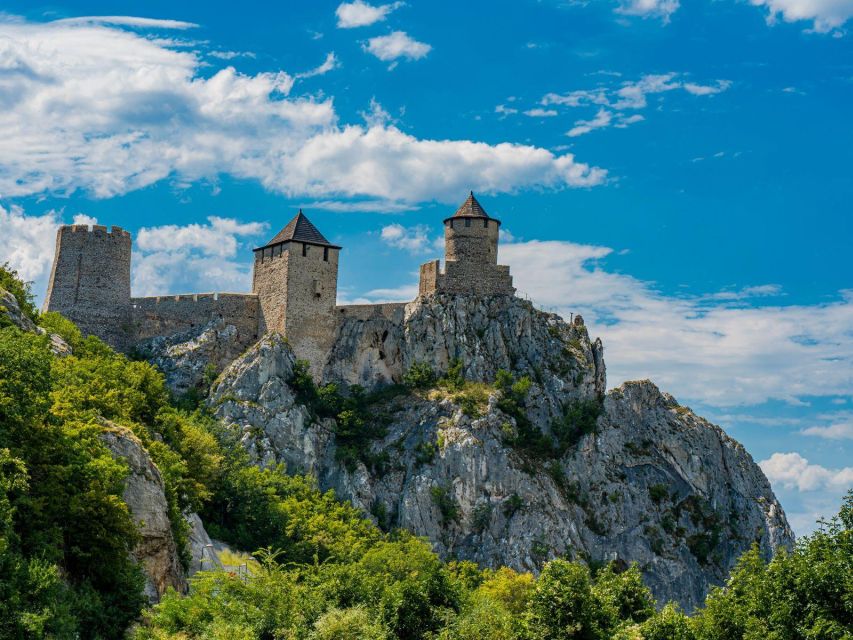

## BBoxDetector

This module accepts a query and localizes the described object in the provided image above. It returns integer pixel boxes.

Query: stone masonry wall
[336,303,407,322]
[418,218,514,296]
[44,224,133,351]
[283,243,340,378]
[130,293,259,345]
[252,244,290,335]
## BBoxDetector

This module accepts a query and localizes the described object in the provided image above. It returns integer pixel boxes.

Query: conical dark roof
[444,192,500,225]
[256,210,340,250]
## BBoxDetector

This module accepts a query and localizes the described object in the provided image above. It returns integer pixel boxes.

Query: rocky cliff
[204,293,793,610]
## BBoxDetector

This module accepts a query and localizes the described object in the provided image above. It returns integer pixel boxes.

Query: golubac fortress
[44,193,515,373]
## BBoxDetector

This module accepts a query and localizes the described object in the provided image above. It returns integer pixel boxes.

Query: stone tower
[43,224,132,350]
[251,210,341,373]
[419,192,515,296]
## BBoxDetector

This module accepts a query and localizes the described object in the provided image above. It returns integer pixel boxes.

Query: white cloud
[760,452,853,491]
[524,108,558,117]
[133,217,268,296]
[801,417,853,440]
[296,52,340,79]
[750,0,853,32]
[544,73,730,137]
[335,1,403,28]
[379,223,434,253]
[0,17,604,206]
[497,239,853,407]
[363,31,431,62]
[616,0,681,21]
[0,205,64,288]
[51,15,198,29]
[495,104,519,117]
[567,109,614,137]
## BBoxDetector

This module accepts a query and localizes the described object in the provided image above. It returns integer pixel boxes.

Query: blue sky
[0,0,851,535]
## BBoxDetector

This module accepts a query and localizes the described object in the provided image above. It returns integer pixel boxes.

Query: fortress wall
[443,260,515,296]
[252,244,290,335]
[44,224,133,351]
[130,293,259,343]
[283,243,340,378]
[418,260,443,295]
[336,302,407,322]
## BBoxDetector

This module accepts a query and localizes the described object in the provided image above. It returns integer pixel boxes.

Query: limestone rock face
[135,319,254,396]
[0,288,37,332]
[209,295,794,611]
[326,294,606,426]
[99,425,186,602]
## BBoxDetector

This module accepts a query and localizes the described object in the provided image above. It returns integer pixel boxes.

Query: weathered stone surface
[0,287,37,332]
[186,512,224,577]
[99,425,185,602]
[135,319,257,397]
[210,295,793,611]
[325,293,606,423]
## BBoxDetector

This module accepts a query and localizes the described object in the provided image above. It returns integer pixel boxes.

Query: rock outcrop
[206,294,794,610]
[134,319,254,397]
[99,425,186,602]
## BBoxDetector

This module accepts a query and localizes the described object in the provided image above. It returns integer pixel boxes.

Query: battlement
[61,223,131,238]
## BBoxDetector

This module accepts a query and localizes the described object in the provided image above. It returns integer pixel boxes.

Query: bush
[0,262,38,324]
[403,361,436,389]
[430,485,460,526]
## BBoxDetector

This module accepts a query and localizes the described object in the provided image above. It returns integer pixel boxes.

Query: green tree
[524,559,603,640]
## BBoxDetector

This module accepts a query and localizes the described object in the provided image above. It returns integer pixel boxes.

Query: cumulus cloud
[542,73,730,138]
[335,1,403,28]
[133,217,268,296]
[0,16,604,207]
[379,223,434,253]
[363,31,431,62]
[760,453,853,491]
[616,0,681,21]
[750,0,853,32]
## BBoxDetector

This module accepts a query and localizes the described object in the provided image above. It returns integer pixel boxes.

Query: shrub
[430,485,460,526]
[403,362,436,390]
[648,483,669,504]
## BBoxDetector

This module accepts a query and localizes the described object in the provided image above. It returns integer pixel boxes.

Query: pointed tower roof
[444,192,501,225]
[255,210,341,251]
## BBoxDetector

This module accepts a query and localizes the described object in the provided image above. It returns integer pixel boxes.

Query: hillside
[1,267,848,640]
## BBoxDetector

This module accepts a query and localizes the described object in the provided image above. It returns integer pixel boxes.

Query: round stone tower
[444,191,500,265]
[419,192,514,296]
[43,224,133,351]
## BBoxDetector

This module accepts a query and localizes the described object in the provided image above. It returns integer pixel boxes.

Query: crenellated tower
[419,192,515,296]
[43,224,133,350]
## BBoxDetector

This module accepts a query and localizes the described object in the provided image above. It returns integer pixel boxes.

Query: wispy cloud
[541,73,731,137]
[615,0,681,22]
[335,1,404,28]
[296,52,341,79]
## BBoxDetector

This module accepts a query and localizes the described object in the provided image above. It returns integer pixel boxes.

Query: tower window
[465,218,471,227]
[302,243,307,257]
[323,247,329,262]
[483,219,488,228]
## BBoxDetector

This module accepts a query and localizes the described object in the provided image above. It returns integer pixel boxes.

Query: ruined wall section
[44,224,132,351]
[130,293,259,344]
[336,303,407,323]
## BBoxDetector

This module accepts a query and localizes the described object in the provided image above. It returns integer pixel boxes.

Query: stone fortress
[44,192,515,374]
